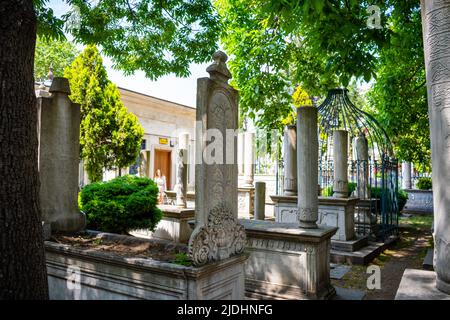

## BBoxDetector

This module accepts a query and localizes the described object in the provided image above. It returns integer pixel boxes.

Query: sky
[48,0,210,108]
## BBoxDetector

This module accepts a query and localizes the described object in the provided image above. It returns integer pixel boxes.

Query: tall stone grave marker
[37,77,85,233]
[189,51,246,267]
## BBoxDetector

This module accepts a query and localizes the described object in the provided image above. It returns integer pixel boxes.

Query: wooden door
[154,149,171,189]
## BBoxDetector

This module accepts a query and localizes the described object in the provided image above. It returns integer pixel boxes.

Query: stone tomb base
[271,195,385,265]
[45,233,247,300]
[129,205,194,244]
[239,219,337,300]
[271,195,357,241]
[395,269,450,300]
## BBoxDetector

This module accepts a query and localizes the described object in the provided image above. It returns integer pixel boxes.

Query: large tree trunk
[0,0,49,299]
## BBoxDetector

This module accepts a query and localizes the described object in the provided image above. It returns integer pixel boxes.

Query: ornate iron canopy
[317,88,393,159]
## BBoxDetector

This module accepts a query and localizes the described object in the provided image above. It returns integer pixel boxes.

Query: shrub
[322,182,357,197]
[79,175,162,234]
[416,177,432,190]
[369,187,408,212]
[397,189,409,212]
[322,183,408,212]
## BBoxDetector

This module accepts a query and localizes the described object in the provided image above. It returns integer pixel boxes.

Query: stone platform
[331,241,388,265]
[331,236,368,252]
[240,219,337,300]
[395,269,450,300]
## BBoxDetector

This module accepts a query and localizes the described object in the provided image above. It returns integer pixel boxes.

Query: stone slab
[423,249,434,271]
[129,205,194,243]
[331,236,368,253]
[395,269,450,300]
[239,219,338,243]
[332,287,365,300]
[330,264,351,280]
[45,235,248,300]
[403,189,433,215]
[331,242,386,265]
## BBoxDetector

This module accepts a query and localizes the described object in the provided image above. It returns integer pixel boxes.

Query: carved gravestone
[188,51,246,266]
[421,0,450,294]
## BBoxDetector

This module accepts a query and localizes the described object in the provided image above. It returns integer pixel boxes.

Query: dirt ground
[51,233,189,264]
[332,215,433,300]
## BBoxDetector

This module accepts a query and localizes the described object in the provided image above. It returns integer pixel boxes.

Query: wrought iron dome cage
[316,88,399,241]
[317,88,393,160]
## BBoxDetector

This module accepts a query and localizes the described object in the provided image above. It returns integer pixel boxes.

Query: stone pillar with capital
[402,161,412,190]
[297,106,319,229]
[355,132,370,199]
[333,130,349,198]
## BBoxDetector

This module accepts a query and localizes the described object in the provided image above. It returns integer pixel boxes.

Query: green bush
[367,187,408,212]
[322,182,357,197]
[322,183,408,212]
[397,189,408,212]
[416,177,432,190]
[79,175,162,234]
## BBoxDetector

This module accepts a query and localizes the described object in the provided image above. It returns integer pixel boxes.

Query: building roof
[34,82,196,111]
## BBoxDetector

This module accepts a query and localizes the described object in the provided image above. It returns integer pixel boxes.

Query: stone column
[242,132,255,187]
[254,182,266,220]
[355,132,370,199]
[421,0,450,294]
[37,77,85,233]
[283,125,298,196]
[189,51,246,266]
[333,130,349,198]
[297,106,319,229]
[175,133,189,208]
[238,132,244,175]
[402,161,412,190]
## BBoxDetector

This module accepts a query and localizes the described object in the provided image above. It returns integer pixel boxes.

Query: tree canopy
[215,0,429,165]
[34,35,79,81]
[64,45,144,182]
[35,0,221,79]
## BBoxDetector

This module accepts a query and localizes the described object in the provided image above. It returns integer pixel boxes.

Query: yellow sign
[159,137,169,145]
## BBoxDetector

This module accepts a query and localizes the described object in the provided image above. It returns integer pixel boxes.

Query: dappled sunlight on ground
[332,214,433,299]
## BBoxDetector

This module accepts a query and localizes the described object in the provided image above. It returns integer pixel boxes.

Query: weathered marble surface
[421,0,450,294]
[45,238,247,300]
[395,269,450,300]
[403,189,433,214]
[238,187,255,219]
[333,130,349,198]
[129,205,194,243]
[37,77,85,233]
[283,125,297,196]
[271,195,357,241]
[240,219,337,300]
[189,51,247,268]
[297,106,319,228]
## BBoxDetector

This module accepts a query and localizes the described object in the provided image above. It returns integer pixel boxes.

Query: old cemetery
[34,46,449,300]
[2,0,450,302]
